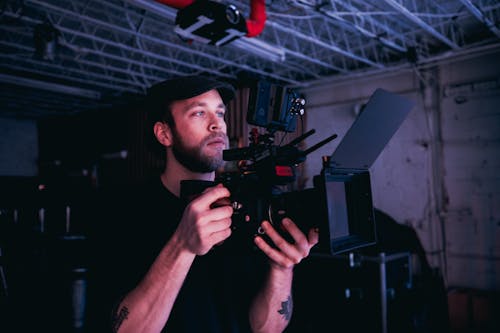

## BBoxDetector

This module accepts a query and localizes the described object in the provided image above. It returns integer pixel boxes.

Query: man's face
[169,89,229,173]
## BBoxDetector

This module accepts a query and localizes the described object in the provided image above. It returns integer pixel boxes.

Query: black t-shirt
[87,177,267,333]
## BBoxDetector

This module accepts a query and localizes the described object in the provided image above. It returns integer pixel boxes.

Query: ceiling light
[128,0,286,62]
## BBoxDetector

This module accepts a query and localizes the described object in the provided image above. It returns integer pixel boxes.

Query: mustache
[202,132,228,145]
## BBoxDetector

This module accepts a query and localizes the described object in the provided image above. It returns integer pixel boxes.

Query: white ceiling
[1,0,499,118]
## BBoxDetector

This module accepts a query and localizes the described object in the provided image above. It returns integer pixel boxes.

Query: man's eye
[193,111,205,117]
[216,111,225,118]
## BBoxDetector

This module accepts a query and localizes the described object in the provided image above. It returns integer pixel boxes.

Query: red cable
[246,0,267,37]
[154,0,194,10]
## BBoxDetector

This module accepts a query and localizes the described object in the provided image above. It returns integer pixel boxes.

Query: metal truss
[0,0,499,117]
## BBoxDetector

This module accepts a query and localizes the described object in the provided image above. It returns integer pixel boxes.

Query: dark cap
[146,75,235,122]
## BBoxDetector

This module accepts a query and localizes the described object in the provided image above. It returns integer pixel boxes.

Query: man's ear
[153,121,172,147]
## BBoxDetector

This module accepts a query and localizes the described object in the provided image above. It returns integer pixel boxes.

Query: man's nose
[209,123,218,131]
[209,114,224,131]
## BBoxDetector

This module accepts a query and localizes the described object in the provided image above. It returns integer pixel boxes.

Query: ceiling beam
[381,0,459,50]
[457,0,500,38]
[0,73,102,100]
[266,20,384,69]
[294,0,407,53]
[128,0,382,70]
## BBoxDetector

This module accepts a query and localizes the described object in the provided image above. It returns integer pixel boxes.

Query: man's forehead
[172,89,224,108]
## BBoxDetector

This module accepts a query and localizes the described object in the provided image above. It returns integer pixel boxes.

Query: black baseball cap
[146,75,235,122]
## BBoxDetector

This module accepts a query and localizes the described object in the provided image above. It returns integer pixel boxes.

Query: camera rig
[181,81,415,256]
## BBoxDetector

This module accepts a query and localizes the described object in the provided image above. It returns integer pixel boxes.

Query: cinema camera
[181,81,414,256]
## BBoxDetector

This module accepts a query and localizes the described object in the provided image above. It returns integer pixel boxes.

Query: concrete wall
[300,50,500,291]
[439,52,500,291]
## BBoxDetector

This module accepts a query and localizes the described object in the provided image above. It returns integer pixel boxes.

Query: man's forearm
[112,234,196,333]
[249,267,294,333]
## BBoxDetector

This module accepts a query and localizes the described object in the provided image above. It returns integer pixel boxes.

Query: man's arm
[248,263,294,333]
[111,235,195,333]
[111,186,233,333]
[249,218,319,333]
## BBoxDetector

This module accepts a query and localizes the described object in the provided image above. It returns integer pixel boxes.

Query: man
[91,75,319,333]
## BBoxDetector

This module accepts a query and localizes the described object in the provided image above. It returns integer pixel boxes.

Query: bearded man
[88,75,318,333]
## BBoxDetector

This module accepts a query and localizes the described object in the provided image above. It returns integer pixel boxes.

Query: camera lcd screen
[247,80,298,132]
[323,171,377,254]
[325,180,350,239]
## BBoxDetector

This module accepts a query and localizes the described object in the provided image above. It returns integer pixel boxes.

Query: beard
[170,129,228,173]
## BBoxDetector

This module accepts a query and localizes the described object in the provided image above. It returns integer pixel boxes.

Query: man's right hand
[176,184,233,255]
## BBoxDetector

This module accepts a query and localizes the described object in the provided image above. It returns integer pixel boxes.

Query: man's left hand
[254,218,319,270]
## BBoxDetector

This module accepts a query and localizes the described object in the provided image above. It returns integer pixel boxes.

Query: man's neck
[160,159,215,197]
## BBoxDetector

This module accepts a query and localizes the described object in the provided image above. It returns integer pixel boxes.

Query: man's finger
[191,186,231,210]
